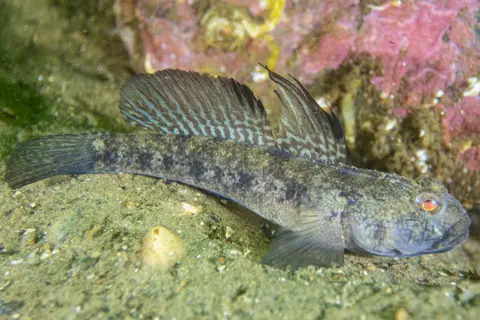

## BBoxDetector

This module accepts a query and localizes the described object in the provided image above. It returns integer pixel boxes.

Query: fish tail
[5,134,100,189]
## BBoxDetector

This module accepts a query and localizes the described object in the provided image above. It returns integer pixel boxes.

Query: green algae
[0,0,479,319]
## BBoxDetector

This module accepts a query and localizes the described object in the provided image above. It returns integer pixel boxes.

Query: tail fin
[5,134,97,189]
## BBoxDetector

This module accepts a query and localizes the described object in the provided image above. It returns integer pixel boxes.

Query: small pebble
[395,307,409,320]
[225,226,235,240]
[142,226,185,269]
[365,265,377,271]
[182,202,203,215]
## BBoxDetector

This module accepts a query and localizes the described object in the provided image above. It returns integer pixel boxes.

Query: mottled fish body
[5,66,471,268]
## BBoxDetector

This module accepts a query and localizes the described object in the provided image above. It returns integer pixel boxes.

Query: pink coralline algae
[444,96,480,144]
[444,96,480,172]
[296,0,479,105]
[293,1,360,76]
[136,1,246,75]
[127,1,478,105]
[354,1,479,107]
[356,2,454,105]
[459,146,480,171]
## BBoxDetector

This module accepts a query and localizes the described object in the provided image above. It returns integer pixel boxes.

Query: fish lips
[430,215,471,253]
[396,214,471,257]
[361,214,471,258]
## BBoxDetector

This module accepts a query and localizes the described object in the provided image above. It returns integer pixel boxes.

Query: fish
[4,65,471,269]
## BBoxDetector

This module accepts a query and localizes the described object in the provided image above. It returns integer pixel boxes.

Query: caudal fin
[5,134,98,189]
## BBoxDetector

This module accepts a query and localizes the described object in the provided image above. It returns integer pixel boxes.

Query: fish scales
[4,66,471,269]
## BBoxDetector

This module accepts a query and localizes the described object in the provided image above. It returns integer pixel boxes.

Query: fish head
[345,175,471,258]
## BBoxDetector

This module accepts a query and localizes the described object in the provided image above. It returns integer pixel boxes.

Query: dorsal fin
[119,67,347,165]
[120,69,275,147]
[261,64,346,165]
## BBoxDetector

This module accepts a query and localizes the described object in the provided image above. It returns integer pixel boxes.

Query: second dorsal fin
[261,65,346,165]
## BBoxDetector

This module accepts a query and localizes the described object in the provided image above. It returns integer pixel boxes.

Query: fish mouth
[430,219,470,253]
[363,217,471,258]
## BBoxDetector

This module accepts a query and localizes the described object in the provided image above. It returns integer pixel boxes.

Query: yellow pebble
[142,226,185,269]
[395,307,409,320]
[366,265,377,271]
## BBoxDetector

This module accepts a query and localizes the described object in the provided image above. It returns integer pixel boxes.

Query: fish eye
[415,192,442,215]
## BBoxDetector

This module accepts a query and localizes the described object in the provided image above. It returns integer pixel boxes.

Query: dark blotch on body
[284,181,309,204]
[234,171,256,190]
[97,135,121,167]
[162,154,175,170]
[98,150,118,167]
[213,167,225,182]
[138,152,153,171]
[189,159,207,180]
[267,147,294,159]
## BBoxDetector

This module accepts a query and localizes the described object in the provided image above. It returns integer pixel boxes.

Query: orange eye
[415,191,444,215]
[419,199,439,212]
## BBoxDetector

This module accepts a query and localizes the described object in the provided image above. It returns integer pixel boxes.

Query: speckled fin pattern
[119,67,347,165]
[262,65,347,165]
[120,69,275,147]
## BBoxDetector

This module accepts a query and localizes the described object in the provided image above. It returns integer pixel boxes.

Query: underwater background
[0,0,479,318]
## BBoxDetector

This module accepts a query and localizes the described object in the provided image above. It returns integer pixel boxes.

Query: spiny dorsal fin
[261,65,347,165]
[120,67,347,165]
[120,69,275,147]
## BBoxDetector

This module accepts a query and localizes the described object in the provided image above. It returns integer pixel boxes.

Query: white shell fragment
[182,202,203,215]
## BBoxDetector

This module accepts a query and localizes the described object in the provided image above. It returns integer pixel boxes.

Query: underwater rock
[295,1,359,76]
[142,226,185,269]
[355,1,479,107]
[444,96,480,144]
[115,0,287,87]
[459,146,480,171]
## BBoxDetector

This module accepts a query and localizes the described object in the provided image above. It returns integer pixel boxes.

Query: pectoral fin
[262,210,344,269]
